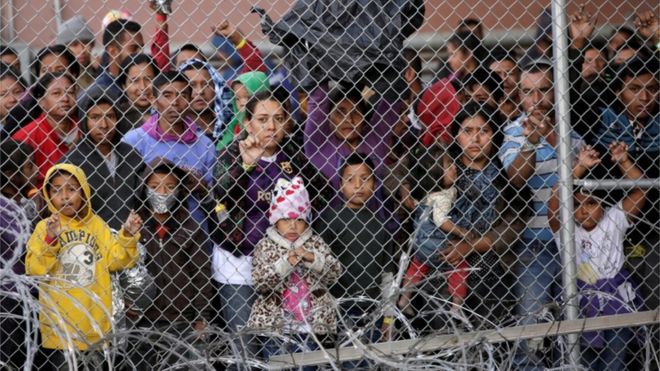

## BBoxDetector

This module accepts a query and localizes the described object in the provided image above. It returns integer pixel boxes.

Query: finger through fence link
[0,0,659,370]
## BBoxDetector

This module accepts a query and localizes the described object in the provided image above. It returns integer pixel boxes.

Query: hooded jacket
[61,98,144,230]
[25,164,140,350]
[248,227,341,334]
[216,71,270,151]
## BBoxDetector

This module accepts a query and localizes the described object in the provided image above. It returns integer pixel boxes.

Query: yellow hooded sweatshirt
[25,163,140,350]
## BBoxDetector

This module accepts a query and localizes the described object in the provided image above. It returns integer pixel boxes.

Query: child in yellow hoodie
[25,163,142,366]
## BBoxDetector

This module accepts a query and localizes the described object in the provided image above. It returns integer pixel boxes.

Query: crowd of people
[0,2,658,370]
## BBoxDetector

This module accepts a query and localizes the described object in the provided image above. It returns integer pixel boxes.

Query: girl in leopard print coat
[248,177,341,335]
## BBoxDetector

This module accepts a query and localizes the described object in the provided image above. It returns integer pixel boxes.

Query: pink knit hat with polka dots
[268,177,312,225]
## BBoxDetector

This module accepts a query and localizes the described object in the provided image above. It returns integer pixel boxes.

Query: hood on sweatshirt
[42,163,92,221]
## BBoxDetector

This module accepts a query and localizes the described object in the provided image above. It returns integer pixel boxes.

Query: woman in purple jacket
[212,91,331,342]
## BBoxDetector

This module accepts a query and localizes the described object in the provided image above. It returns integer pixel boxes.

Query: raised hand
[293,247,315,263]
[569,4,597,48]
[239,135,265,167]
[287,249,302,266]
[213,20,235,38]
[609,141,631,165]
[522,115,551,145]
[46,213,62,240]
[123,210,143,237]
[576,145,601,169]
[213,20,241,44]
[635,10,660,43]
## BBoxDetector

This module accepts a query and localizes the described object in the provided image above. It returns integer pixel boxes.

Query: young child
[25,163,142,365]
[398,146,473,315]
[248,177,341,359]
[317,153,396,338]
[128,159,214,369]
[548,142,645,371]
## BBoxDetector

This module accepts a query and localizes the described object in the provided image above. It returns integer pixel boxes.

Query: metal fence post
[550,0,581,367]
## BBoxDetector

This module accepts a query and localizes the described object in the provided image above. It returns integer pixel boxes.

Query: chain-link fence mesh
[1,0,659,370]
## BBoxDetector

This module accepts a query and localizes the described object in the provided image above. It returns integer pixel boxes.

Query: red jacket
[416,78,461,146]
[11,113,78,185]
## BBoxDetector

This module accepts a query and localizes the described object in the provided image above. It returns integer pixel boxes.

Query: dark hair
[583,40,607,54]
[179,60,209,74]
[407,144,446,200]
[403,47,423,76]
[118,53,158,87]
[0,45,18,58]
[244,90,285,121]
[328,84,367,115]
[488,45,518,65]
[152,70,191,96]
[33,44,80,77]
[79,91,129,143]
[448,30,486,63]
[521,58,554,78]
[140,159,189,218]
[103,19,142,48]
[611,26,635,40]
[0,63,27,89]
[175,43,206,62]
[611,57,659,93]
[270,86,293,116]
[32,72,76,100]
[449,101,504,157]
[45,168,80,194]
[461,67,505,103]
[339,152,375,179]
[0,139,33,186]
[459,17,481,28]
[574,186,610,206]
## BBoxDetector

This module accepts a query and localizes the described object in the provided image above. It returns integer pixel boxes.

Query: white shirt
[568,202,631,280]
[211,246,253,285]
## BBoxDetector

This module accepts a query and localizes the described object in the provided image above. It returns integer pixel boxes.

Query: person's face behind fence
[49,173,85,218]
[184,68,215,113]
[573,192,604,232]
[68,40,95,67]
[0,76,24,119]
[116,31,144,65]
[245,99,287,153]
[581,49,606,80]
[39,54,68,76]
[456,114,495,164]
[519,69,554,121]
[124,62,155,110]
[618,73,658,122]
[489,59,519,98]
[1,53,20,73]
[447,42,471,75]
[330,99,364,143]
[86,102,117,145]
[155,80,190,126]
[340,163,375,209]
[39,76,77,121]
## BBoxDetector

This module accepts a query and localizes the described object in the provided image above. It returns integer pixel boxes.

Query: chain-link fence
[1,0,659,370]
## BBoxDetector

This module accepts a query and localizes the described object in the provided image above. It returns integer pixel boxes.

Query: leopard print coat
[247,227,341,334]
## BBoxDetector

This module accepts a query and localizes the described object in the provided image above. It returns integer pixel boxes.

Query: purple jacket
[304,83,402,189]
[0,196,29,290]
[214,140,332,256]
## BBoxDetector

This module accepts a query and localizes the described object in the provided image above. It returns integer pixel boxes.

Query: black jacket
[61,140,144,230]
